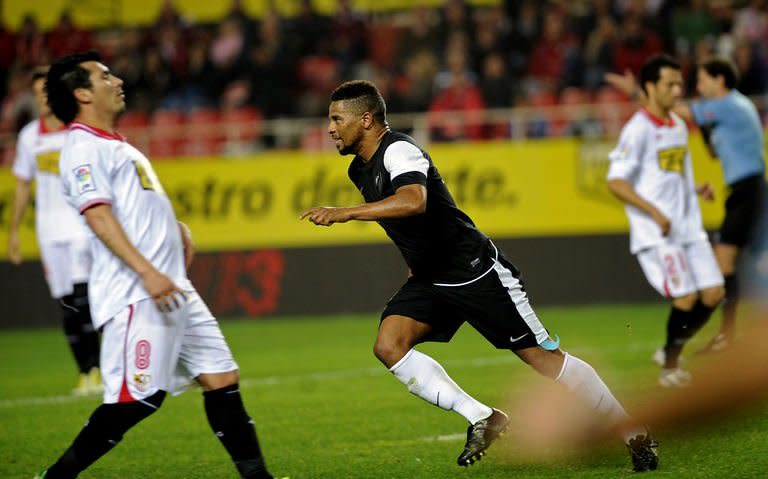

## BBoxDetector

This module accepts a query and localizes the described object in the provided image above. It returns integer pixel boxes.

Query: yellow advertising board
[4,0,499,30]
[0,138,730,260]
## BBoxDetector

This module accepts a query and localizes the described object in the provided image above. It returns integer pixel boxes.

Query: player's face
[32,77,51,117]
[80,61,126,117]
[696,68,719,98]
[649,67,683,112]
[328,100,364,155]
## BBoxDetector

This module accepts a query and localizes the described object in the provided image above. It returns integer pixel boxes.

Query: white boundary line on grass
[0,342,657,409]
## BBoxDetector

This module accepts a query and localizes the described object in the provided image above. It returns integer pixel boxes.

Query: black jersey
[348,131,492,284]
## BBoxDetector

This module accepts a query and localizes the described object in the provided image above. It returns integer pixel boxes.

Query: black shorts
[381,252,548,350]
[718,175,766,247]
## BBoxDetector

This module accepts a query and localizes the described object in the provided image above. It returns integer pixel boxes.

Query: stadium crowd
[1,0,768,154]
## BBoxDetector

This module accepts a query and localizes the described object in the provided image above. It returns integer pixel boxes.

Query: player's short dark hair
[46,51,101,124]
[639,54,681,94]
[32,66,49,82]
[330,80,387,125]
[700,57,739,89]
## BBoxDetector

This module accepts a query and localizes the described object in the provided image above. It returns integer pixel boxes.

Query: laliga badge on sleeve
[74,164,96,195]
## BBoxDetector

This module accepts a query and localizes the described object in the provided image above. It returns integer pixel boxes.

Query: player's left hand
[299,206,351,226]
[696,182,715,201]
[178,221,195,269]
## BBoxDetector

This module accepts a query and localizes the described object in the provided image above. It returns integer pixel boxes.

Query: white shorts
[636,239,724,298]
[100,289,238,404]
[39,238,92,298]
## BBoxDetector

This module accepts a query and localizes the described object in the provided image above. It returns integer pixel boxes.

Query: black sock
[688,300,717,337]
[71,283,100,370]
[45,391,166,479]
[60,294,90,374]
[722,274,739,337]
[664,306,694,368]
[203,383,271,479]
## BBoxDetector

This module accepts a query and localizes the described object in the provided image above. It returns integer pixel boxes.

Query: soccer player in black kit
[301,80,658,472]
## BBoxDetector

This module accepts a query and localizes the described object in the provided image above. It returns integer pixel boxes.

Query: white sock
[390,349,493,425]
[555,353,645,442]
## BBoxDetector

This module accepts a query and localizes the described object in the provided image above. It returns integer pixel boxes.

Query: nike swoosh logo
[510,333,529,343]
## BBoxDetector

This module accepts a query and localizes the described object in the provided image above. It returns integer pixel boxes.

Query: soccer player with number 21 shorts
[607,55,724,388]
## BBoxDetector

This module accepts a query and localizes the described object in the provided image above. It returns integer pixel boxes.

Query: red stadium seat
[116,111,150,151]
[221,106,263,143]
[524,90,557,137]
[298,56,339,92]
[116,110,149,128]
[595,87,633,135]
[186,108,225,143]
[559,87,592,105]
[149,109,185,158]
[368,23,403,69]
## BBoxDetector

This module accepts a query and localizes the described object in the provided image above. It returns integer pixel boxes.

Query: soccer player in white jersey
[8,67,101,396]
[301,80,658,472]
[607,55,725,387]
[34,52,280,479]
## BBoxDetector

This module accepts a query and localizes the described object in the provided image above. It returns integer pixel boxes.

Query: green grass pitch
[1,303,766,478]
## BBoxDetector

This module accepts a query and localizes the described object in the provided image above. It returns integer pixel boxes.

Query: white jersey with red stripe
[12,118,90,243]
[607,108,708,254]
[59,122,192,328]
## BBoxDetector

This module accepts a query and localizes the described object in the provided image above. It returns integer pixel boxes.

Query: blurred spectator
[1,66,36,133]
[395,50,438,112]
[472,7,508,77]
[249,10,296,117]
[435,31,476,91]
[288,0,331,57]
[570,0,619,41]
[479,51,515,108]
[583,14,617,90]
[612,14,663,76]
[15,14,47,68]
[0,14,16,99]
[732,0,768,48]
[224,0,259,45]
[330,0,369,78]
[45,11,93,60]
[395,6,440,67]
[670,0,720,57]
[133,49,175,112]
[733,39,767,96]
[428,39,485,141]
[162,32,216,111]
[437,0,475,51]
[683,37,716,94]
[505,0,540,76]
[525,7,582,91]
[208,16,250,101]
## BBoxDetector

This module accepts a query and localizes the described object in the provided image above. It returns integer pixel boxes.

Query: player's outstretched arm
[604,70,695,122]
[7,178,32,264]
[83,203,186,311]
[604,70,645,103]
[300,184,427,226]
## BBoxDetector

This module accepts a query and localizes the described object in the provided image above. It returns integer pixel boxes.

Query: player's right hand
[141,269,187,312]
[604,70,637,98]
[651,210,671,236]
[7,231,22,265]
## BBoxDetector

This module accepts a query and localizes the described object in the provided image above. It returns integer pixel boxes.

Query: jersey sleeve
[59,141,114,214]
[383,141,429,189]
[11,127,36,181]
[607,121,644,181]
[689,98,722,127]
